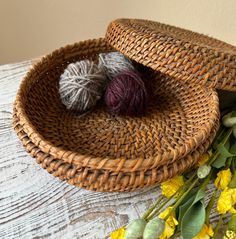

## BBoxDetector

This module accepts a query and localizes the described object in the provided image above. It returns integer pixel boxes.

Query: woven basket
[13,106,218,192]
[106,19,236,91]
[13,38,219,191]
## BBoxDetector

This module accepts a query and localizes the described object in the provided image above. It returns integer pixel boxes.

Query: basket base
[13,106,219,192]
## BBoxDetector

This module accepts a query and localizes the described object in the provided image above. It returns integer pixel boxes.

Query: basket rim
[106,18,236,92]
[14,38,220,172]
[13,107,219,192]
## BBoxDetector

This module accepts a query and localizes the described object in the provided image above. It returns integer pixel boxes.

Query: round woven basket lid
[106,18,236,92]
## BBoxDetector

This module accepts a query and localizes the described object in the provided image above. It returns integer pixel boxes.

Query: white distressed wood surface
[0,61,223,239]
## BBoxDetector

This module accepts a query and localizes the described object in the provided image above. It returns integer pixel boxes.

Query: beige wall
[0,0,235,64]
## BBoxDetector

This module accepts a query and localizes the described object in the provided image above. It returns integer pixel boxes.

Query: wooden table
[0,61,222,239]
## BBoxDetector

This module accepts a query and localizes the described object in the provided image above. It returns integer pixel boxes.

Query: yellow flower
[217,188,236,214]
[215,169,232,189]
[197,152,211,166]
[193,224,214,239]
[223,230,236,239]
[110,227,126,239]
[160,176,184,198]
[159,207,178,239]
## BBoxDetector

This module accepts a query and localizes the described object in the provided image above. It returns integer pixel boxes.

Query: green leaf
[181,201,206,239]
[230,143,236,154]
[176,189,195,219]
[212,154,228,168]
[192,189,206,204]
[178,189,205,230]
[228,214,236,231]
[212,142,234,168]
[178,188,198,207]
[176,188,199,217]
[217,142,234,157]
[178,196,195,229]
[229,172,236,188]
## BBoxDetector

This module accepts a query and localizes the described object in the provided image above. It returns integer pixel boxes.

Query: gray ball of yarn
[98,52,135,79]
[59,60,106,112]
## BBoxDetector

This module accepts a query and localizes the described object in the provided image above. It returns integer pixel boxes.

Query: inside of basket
[19,40,217,161]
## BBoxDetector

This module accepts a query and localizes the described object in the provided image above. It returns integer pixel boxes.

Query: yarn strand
[105,71,148,116]
[59,60,107,112]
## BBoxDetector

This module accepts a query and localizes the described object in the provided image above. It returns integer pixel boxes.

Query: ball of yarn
[99,52,135,80]
[59,60,106,112]
[105,71,148,116]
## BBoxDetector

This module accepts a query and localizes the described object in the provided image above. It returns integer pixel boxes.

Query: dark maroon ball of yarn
[105,71,148,116]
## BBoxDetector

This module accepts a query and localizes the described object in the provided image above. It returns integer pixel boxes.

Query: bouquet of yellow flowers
[110,110,236,239]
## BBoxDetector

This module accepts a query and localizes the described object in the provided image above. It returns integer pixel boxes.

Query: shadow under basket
[13,38,219,192]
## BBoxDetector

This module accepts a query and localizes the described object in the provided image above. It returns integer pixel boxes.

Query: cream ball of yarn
[59,60,106,112]
[98,52,135,80]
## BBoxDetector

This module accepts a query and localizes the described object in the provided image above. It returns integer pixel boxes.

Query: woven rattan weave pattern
[13,108,219,192]
[106,19,236,91]
[13,38,220,191]
[14,38,219,170]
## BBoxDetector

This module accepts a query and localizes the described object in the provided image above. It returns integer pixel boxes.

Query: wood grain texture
[0,61,223,239]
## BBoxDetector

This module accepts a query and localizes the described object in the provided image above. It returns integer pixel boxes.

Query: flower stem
[172,177,199,211]
[212,214,224,239]
[148,170,201,221]
[205,188,217,225]
[199,169,213,190]
[142,127,232,228]
[212,125,225,148]
[208,128,233,166]
[208,151,220,166]
[147,173,198,221]
[164,178,199,220]
[142,195,164,220]
[185,170,198,185]
[147,193,175,221]
[225,157,233,169]
[221,128,233,145]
